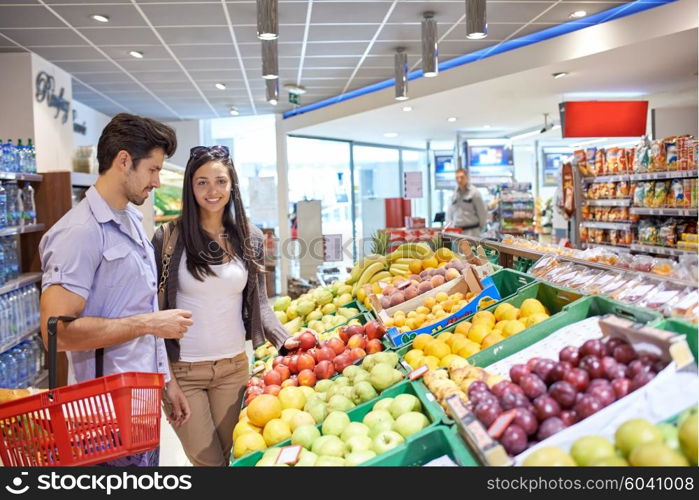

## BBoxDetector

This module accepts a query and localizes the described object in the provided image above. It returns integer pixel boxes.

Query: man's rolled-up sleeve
[40,223,102,300]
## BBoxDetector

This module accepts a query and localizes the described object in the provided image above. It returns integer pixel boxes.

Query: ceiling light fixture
[421,12,438,78]
[256,0,279,40]
[261,39,279,79]
[402,106,413,112]
[466,0,488,40]
[266,79,279,105]
[229,106,240,116]
[394,47,408,101]
[569,10,587,19]
[447,117,457,122]
[553,72,568,79]
[215,82,226,90]
[129,50,144,59]
[91,14,110,23]
[384,133,398,138]
[510,129,540,141]
[483,125,491,129]
[284,83,307,95]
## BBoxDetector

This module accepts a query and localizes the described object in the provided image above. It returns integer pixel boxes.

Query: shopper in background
[39,113,193,467]
[153,145,288,467]
[447,167,487,237]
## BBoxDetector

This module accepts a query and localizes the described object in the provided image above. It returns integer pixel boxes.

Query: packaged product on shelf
[614,252,634,269]
[669,179,684,208]
[593,228,606,244]
[614,277,661,305]
[529,254,560,278]
[608,274,646,301]
[678,241,699,251]
[615,181,630,199]
[580,226,588,243]
[617,147,628,173]
[639,281,686,311]
[621,230,633,246]
[692,179,698,208]
[565,267,603,290]
[594,149,605,176]
[574,150,589,176]
[632,182,645,207]
[581,205,590,220]
[605,147,618,173]
[606,181,616,199]
[609,229,619,246]
[664,137,679,170]
[681,232,698,242]
[651,257,676,277]
[633,143,650,173]
[664,288,699,323]
[580,271,621,295]
[658,219,678,247]
[649,141,666,171]
[682,179,692,208]
[652,181,669,208]
[630,254,654,273]
[642,182,655,207]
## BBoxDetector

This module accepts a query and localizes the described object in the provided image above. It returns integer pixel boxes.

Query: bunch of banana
[351,260,389,295]
[389,263,410,277]
[346,253,387,285]
[387,242,432,262]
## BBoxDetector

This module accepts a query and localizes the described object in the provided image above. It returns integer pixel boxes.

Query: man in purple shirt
[39,113,193,466]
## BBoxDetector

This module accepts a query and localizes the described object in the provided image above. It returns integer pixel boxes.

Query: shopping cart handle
[47,316,77,391]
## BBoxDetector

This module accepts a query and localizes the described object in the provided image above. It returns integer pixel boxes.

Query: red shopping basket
[0,316,164,466]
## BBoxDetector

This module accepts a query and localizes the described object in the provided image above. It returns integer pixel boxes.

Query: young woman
[153,145,288,466]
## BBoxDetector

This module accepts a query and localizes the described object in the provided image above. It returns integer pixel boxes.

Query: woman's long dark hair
[180,148,261,282]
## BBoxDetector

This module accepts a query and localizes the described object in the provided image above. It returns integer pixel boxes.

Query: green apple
[363,409,394,430]
[322,411,350,437]
[657,423,680,451]
[345,450,376,466]
[315,455,346,466]
[372,431,405,454]
[369,420,394,439]
[389,394,422,418]
[314,379,334,393]
[291,424,321,450]
[328,395,355,412]
[308,402,329,424]
[289,411,316,431]
[334,376,351,387]
[615,419,663,457]
[393,412,429,439]
[369,364,398,391]
[341,422,371,442]
[373,398,393,412]
[351,381,378,405]
[295,449,318,467]
[313,435,347,458]
[345,435,373,454]
[343,365,362,379]
[570,436,616,466]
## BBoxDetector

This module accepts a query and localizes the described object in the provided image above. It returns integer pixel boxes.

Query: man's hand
[143,309,193,339]
[164,380,191,427]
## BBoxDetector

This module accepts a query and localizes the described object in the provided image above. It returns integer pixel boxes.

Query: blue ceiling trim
[283,0,676,120]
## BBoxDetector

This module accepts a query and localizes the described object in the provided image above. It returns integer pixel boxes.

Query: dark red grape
[500,391,532,411]
[560,410,578,427]
[580,339,605,358]
[638,354,660,366]
[519,374,547,400]
[533,395,561,421]
[627,360,652,378]
[509,364,531,385]
[537,417,566,440]
[526,357,542,372]
[559,346,580,367]
[475,401,502,427]
[501,424,528,455]
[586,383,616,407]
[601,356,618,378]
[611,378,631,399]
[588,378,612,390]
[579,355,605,379]
[613,344,637,364]
[548,381,578,409]
[631,371,655,391]
[604,337,628,356]
[533,359,557,383]
[575,394,603,419]
[513,408,538,436]
[547,361,572,384]
[467,380,490,398]
[564,368,590,392]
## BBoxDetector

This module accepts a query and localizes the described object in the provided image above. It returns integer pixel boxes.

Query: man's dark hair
[455,167,468,175]
[97,113,177,174]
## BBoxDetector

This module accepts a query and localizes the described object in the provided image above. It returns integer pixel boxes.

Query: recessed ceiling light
[215,83,226,90]
[128,50,144,59]
[384,133,398,138]
[269,99,278,106]
[483,125,491,129]
[402,106,412,112]
[91,14,110,23]
[466,32,487,40]
[553,72,568,79]
[569,10,587,19]
[447,117,457,122]
[229,106,239,116]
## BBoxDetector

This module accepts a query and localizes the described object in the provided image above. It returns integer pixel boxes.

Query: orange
[413,333,435,351]
[409,260,422,274]
[422,255,439,269]
[424,340,450,359]
[247,394,282,428]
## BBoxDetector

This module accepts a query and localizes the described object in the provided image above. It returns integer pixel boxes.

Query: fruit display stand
[649,317,699,358]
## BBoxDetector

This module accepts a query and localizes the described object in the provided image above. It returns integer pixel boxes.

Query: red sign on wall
[559,101,648,138]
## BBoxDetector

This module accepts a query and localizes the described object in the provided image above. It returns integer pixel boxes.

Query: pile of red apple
[468,337,667,456]
[244,321,387,406]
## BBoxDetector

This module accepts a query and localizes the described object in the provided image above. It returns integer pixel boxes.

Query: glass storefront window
[401,149,428,223]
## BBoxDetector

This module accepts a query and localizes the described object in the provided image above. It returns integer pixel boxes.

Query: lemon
[503,320,526,337]
[423,297,437,309]
[472,311,496,328]
[425,341,451,359]
[435,291,449,303]
[467,323,490,344]
[449,336,469,354]
[520,298,546,318]
[233,420,262,441]
[416,306,430,315]
[457,341,481,359]
[493,320,508,333]
[413,333,435,351]
[440,354,462,368]
[404,349,425,368]
[437,331,453,344]
[407,310,417,319]
[455,321,472,336]
[405,318,418,330]
[394,316,406,327]
[446,332,466,348]
[481,332,504,349]
[423,355,440,370]
[435,247,454,262]
[501,307,520,321]
[494,303,515,321]
[526,312,550,327]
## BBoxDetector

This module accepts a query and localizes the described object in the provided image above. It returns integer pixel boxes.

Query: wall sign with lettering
[35,71,70,124]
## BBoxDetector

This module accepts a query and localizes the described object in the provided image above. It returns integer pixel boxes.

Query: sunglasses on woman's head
[189,145,230,157]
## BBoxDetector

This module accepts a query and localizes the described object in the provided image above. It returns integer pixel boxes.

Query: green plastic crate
[230,380,442,467]
[648,317,698,360]
[361,425,480,466]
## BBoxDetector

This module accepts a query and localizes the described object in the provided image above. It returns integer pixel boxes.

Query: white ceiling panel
[5,28,87,46]
[80,27,160,45]
[103,45,170,60]
[307,24,380,42]
[118,58,182,71]
[30,45,103,61]
[311,1,397,24]
[141,3,228,26]
[148,27,232,45]
[538,2,625,23]
[49,5,147,29]
[0,5,65,29]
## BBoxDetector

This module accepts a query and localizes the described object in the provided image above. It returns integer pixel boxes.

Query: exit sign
[289,93,299,105]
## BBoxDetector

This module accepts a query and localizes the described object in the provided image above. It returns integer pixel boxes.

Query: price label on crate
[409,365,429,381]
[276,445,302,465]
